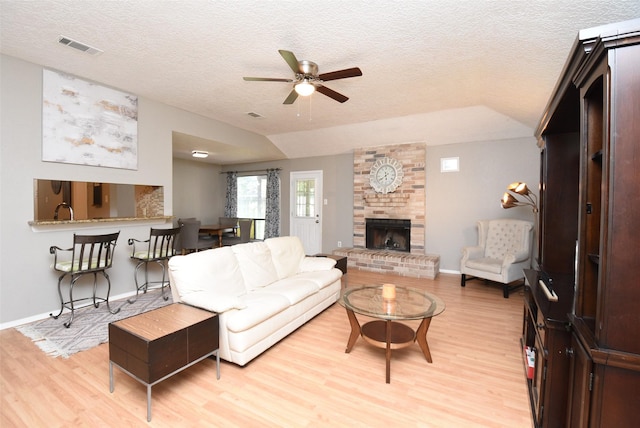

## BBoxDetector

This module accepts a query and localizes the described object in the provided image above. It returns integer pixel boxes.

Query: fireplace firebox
[365,218,411,252]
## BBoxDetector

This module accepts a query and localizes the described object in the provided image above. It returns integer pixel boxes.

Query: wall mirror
[33,179,164,221]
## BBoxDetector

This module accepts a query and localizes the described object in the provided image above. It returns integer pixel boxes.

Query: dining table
[199,224,234,248]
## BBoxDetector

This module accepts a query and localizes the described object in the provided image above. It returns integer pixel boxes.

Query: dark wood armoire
[523,18,640,427]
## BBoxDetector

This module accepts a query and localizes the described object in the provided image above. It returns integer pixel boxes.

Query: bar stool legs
[127,260,170,304]
[50,271,120,328]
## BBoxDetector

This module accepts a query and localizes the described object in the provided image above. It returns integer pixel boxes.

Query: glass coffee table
[339,284,445,383]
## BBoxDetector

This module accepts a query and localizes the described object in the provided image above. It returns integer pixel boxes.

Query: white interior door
[290,170,323,255]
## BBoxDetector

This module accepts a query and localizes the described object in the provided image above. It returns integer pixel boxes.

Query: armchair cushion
[466,257,503,274]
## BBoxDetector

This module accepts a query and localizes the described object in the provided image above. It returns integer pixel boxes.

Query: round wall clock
[369,157,404,194]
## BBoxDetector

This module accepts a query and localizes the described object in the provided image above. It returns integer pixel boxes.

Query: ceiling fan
[243,50,362,104]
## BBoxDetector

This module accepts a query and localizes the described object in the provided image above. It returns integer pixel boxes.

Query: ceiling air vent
[246,112,264,119]
[57,36,103,56]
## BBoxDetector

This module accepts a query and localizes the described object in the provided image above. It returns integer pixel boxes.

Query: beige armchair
[460,219,534,298]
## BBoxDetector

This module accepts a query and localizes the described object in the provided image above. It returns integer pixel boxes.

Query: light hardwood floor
[1,270,533,427]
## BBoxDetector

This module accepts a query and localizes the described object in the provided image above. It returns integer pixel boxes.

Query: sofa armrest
[298,256,337,272]
[503,250,530,265]
[461,246,483,262]
[181,291,247,313]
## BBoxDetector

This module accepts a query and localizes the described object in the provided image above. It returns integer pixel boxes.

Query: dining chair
[174,218,195,249]
[219,216,238,237]
[49,231,121,327]
[222,219,253,246]
[127,227,180,303]
[178,219,215,254]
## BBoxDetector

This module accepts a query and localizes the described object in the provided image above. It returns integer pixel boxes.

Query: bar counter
[29,216,173,231]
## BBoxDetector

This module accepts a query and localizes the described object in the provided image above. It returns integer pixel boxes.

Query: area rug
[16,289,173,358]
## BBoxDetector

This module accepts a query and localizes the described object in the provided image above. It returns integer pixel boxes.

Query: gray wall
[225,139,539,273]
[426,138,539,272]
[214,153,355,253]
[184,138,538,274]
[0,52,539,327]
[0,54,273,326]
[172,158,222,225]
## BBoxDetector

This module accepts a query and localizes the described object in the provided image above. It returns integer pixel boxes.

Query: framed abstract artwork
[42,69,138,169]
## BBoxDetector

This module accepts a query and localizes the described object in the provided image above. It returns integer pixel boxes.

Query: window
[295,178,316,217]
[237,175,266,240]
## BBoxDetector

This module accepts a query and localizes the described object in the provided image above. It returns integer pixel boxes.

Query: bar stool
[127,227,180,303]
[50,232,121,328]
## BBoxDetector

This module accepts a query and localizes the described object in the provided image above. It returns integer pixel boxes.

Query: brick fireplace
[366,218,411,252]
[333,142,440,279]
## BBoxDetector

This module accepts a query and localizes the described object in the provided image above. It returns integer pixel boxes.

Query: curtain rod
[219,168,282,175]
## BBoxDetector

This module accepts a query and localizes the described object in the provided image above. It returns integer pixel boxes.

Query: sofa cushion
[225,292,290,332]
[466,257,503,274]
[293,269,342,289]
[265,236,306,279]
[181,291,247,313]
[232,241,279,290]
[168,246,246,299]
[262,278,319,305]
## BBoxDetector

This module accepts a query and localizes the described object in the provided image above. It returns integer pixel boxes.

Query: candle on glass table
[384,299,397,314]
[382,283,396,299]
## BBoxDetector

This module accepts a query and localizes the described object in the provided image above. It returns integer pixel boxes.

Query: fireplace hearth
[366,218,411,252]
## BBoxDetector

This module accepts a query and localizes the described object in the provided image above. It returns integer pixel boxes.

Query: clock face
[370,157,403,194]
[376,165,396,185]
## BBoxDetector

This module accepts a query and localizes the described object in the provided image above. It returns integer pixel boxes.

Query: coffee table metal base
[345,308,434,383]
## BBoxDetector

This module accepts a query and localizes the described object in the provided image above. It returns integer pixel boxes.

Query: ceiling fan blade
[243,77,293,82]
[318,67,362,81]
[283,89,299,104]
[279,50,301,73]
[316,85,349,103]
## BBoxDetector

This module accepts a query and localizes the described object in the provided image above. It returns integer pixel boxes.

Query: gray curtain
[264,169,280,239]
[224,172,237,217]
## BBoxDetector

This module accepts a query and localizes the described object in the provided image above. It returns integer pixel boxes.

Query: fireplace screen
[366,218,411,252]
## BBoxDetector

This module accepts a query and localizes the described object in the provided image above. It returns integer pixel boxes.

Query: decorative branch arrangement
[501,182,538,213]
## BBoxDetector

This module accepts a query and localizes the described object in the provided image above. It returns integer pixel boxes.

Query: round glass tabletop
[339,285,445,320]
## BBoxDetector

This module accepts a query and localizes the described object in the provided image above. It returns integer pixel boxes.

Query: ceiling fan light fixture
[192,150,209,158]
[295,80,315,96]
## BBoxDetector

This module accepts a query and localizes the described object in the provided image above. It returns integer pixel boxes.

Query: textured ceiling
[2,1,639,164]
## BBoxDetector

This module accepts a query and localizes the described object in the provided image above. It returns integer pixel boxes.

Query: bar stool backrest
[51,232,120,274]
[145,227,181,260]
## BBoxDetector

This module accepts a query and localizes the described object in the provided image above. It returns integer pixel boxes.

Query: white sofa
[167,236,342,366]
